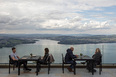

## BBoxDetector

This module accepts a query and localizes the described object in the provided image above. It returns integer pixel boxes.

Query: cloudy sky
[0,0,116,34]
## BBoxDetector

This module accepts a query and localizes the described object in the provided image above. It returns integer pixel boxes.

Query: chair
[38,55,51,74]
[86,55,102,75]
[9,55,17,74]
[97,56,102,75]
[62,54,73,73]
[62,54,65,73]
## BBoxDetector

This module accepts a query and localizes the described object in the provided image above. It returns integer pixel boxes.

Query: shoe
[35,71,38,73]
[70,70,74,72]
[67,67,73,72]
[26,68,32,71]
[93,69,96,72]
[81,62,86,64]
[89,69,96,72]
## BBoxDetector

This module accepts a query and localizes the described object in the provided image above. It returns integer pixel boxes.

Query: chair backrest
[43,54,52,64]
[47,55,51,63]
[97,55,102,65]
[43,54,49,61]
[62,54,65,63]
[99,55,102,64]
[9,55,14,64]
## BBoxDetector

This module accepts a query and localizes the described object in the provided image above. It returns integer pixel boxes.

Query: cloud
[105,12,114,15]
[80,21,110,30]
[0,0,116,34]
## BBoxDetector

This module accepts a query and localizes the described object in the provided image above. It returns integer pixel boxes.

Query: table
[18,55,41,76]
[74,55,95,75]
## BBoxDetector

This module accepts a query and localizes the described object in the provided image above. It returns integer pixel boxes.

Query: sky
[0,0,116,34]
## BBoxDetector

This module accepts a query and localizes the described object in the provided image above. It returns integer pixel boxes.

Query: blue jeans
[66,61,76,69]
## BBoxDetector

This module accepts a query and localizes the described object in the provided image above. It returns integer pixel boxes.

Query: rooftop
[0,68,116,77]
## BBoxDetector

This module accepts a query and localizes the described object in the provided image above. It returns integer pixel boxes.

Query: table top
[18,55,41,61]
[74,55,94,61]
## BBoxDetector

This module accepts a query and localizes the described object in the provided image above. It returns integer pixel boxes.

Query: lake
[0,39,116,64]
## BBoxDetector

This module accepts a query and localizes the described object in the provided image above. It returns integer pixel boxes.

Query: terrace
[0,36,116,77]
[0,63,116,77]
[0,68,116,77]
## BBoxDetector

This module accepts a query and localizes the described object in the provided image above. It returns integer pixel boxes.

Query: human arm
[68,50,77,59]
[75,55,79,57]
[11,56,18,61]
[10,54,18,61]
[17,56,20,59]
[41,56,44,59]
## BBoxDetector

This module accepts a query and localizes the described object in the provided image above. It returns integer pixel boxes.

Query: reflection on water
[0,39,116,63]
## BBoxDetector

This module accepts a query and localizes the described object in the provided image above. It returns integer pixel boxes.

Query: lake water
[0,39,116,64]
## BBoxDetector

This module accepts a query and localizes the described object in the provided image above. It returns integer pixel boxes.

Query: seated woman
[87,48,102,72]
[39,48,50,64]
[37,48,54,72]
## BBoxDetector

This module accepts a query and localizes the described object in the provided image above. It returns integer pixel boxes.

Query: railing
[0,43,116,64]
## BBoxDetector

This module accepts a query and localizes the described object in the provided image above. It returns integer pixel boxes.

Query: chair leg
[62,63,63,73]
[48,63,50,74]
[99,64,102,75]
[13,65,15,70]
[49,64,50,71]
[38,64,41,72]
[101,64,102,72]
[9,63,10,74]
[62,63,64,73]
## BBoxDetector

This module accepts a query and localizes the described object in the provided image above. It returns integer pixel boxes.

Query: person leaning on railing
[86,48,102,72]
[10,47,31,71]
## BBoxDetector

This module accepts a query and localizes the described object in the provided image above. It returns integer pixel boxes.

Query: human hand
[75,55,79,57]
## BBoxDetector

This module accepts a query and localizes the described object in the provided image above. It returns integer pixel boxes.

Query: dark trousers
[86,61,96,71]
[14,61,28,69]
[66,61,76,69]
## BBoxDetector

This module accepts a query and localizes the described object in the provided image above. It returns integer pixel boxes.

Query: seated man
[87,48,102,72]
[65,47,78,72]
[10,47,31,71]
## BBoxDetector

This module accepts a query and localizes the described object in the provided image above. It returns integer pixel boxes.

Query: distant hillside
[48,35,116,44]
[0,34,116,48]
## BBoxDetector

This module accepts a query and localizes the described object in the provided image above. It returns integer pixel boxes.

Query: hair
[70,47,74,51]
[44,48,49,54]
[95,48,101,54]
[12,47,16,50]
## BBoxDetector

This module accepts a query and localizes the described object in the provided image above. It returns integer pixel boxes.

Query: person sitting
[10,47,31,71]
[87,48,102,72]
[65,47,78,72]
[39,48,54,64]
[36,48,54,72]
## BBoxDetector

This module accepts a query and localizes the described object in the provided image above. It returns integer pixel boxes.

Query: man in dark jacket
[65,47,78,72]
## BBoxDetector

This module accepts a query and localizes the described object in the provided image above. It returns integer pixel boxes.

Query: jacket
[48,54,55,63]
[92,52,102,64]
[65,49,76,62]
[43,53,55,63]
